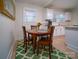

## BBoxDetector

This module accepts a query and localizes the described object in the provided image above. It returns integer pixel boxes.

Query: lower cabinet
[65,28,78,52]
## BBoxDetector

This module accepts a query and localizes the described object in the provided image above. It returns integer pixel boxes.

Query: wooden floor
[12,36,78,59]
[53,36,78,59]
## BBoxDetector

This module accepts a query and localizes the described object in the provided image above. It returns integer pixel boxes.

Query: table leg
[32,34,36,53]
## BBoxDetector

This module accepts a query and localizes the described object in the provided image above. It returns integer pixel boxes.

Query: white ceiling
[16,0,78,9]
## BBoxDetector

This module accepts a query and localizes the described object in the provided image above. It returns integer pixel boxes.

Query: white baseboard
[66,43,78,53]
[7,40,16,59]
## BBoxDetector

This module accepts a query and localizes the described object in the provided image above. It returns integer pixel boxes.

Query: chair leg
[49,44,51,59]
[33,40,35,53]
[23,43,25,48]
[25,43,27,52]
[37,43,39,55]
[23,41,25,47]
[31,40,33,44]
[43,45,45,50]
[50,45,52,51]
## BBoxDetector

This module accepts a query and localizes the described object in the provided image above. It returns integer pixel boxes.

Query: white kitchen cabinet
[65,26,78,52]
[53,26,65,36]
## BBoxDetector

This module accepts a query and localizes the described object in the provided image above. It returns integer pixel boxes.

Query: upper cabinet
[46,8,71,22]
[64,12,71,22]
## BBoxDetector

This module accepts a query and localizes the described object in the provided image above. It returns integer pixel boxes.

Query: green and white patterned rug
[16,41,72,59]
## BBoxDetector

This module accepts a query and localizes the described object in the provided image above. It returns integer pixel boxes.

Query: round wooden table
[27,29,50,35]
[26,29,50,53]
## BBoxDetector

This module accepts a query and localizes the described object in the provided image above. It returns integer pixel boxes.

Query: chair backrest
[31,25,37,30]
[48,26,55,40]
[22,26,27,40]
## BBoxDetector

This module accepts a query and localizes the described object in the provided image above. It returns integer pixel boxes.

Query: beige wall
[0,14,15,59]
[71,8,78,25]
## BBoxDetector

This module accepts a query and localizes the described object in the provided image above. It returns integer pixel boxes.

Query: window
[23,8,36,22]
[55,14,65,22]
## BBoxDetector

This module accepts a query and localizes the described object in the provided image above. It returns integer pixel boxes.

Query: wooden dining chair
[29,25,38,40]
[37,26,55,59]
[22,26,32,52]
[31,25,37,30]
[40,25,51,41]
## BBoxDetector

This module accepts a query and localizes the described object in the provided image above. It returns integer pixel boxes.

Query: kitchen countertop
[65,26,78,30]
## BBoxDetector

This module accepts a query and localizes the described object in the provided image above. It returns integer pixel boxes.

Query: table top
[26,29,50,35]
